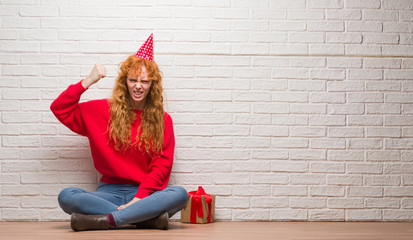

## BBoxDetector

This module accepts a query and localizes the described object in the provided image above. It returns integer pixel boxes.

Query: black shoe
[135,212,169,230]
[70,213,110,231]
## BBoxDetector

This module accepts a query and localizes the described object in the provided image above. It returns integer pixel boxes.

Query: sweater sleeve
[135,113,175,199]
[50,80,88,136]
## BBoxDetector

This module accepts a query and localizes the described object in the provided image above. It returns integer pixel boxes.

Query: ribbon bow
[187,186,213,223]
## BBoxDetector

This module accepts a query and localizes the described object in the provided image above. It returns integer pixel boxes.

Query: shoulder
[163,111,173,125]
[79,99,110,111]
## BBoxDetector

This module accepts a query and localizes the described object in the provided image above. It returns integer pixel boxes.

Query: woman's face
[126,66,152,110]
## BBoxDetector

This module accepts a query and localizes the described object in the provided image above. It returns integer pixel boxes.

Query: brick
[251,173,288,184]
[252,80,287,90]
[383,0,413,10]
[346,45,382,56]
[348,93,383,103]
[0,100,20,111]
[290,149,326,160]
[213,126,249,136]
[383,46,413,57]
[348,139,383,149]
[327,175,363,186]
[366,127,401,138]
[252,150,289,160]
[367,151,400,161]
[271,43,308,55]
[21,173,59,184]
[0,174,20,184]
[328,198,364,209]
[402,199,413,208]
[383,210,413,221]
[347,0,380,8]
[21,197,58,208]
[328,127,364,138]
[365,176,401,186]
[290,197,326,208]
[310,139,345,149]
[348,69,382,80]
[310,162,345,173]
[386,93,413,103]
[272,138,308,148]
[327,81,364,92]
[2,209,40,221]
[19,6,57,16]
[326,9,361,20]
[197,90,232,101]
[193,114,232,124]
[311,93,345,103]
[328,150,364,161]
[234,92,271,102]
[328,104,364,115]
[271,161,308,173]
[290,127,326,137]
[217,197,249,208]
[386,139,413,149]
[308,21,344,32]
[253,103,289,114]
[272,91,308,102]
[2,185,41,196]
[233,210,270,221]
[348,187,383,197]
[309,209,344,221]
[326,33,362,43]
[366,198,400,209]
[271,209,307,220]
[233,161,271,172]
[290,174,325,185]
[251,197,288,208]
[348,116,383,126]
[384,164,413,174]
[367,81,400,92]
[309,186,345,197]
[290,104,326,114]
[308,0,343,9]
[289,32,324,43]
[211,32,248,42]
[347,210,382,221]
[385,116,413,126]
[272,186,307,196]
[287,10,324,20]
[3,161,42,172]
[43,160,78,171]
[385,187,413,197]
[309,115,345,126]
[214,79,250,90]
[272,115,308,126]
[232,44,269,55]
[233,186,270,196]
[234,137,270,148]
[3,136,40,147]
[214,173,250,184]
[309,44,345,55]
[347,163,382,174]
[251,126,288,137]
[251,9,286,20]
[214,8,249,19]
[0,30,17,40]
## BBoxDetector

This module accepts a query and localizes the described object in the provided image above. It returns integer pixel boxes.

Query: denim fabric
[58,182,188,226]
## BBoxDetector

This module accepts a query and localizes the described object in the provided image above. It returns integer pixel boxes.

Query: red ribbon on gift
[188,186,212,223]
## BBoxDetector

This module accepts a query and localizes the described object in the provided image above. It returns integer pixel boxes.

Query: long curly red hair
[109,55,164,154]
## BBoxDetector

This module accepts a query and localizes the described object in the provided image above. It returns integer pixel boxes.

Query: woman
[51,34,188,231]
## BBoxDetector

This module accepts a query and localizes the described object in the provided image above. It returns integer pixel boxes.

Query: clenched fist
[82,64,106,89]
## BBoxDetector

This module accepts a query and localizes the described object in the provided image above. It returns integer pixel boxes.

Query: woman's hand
[82,64,106,89]
[117,197,140,211]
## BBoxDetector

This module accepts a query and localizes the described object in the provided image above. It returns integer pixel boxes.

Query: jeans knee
[171,186,189,205]
[58,187,82,214]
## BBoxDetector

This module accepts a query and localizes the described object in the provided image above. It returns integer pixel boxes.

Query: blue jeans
[58,182,189,226]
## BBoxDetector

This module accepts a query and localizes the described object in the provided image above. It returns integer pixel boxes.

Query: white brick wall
[1,0,413,222]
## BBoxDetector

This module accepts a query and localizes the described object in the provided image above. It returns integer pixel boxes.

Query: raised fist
[82,64,106,89]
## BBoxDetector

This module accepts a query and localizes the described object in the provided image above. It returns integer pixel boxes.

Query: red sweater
[50,81,175,199]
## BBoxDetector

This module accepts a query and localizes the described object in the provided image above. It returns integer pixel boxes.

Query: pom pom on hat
[135,33,154,62]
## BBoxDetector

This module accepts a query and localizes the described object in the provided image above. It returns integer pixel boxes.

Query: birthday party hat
[135,33,154,62]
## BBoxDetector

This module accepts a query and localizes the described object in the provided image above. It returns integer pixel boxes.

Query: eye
[128,79,137,83]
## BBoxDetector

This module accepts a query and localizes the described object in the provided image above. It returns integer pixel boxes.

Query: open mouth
[133,90,143,98]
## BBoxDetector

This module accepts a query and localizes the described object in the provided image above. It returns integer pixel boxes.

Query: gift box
[181,186,215,224]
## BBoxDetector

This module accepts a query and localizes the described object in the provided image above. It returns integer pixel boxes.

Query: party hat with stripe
[135,33,154,62]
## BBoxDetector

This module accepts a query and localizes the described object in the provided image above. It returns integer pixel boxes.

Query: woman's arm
[50,64,106,136]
